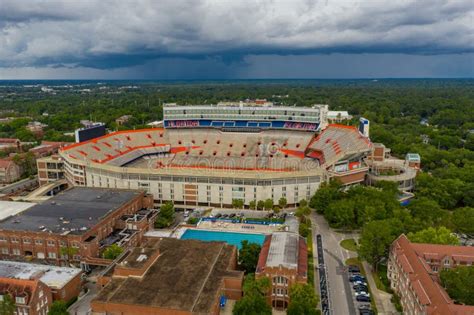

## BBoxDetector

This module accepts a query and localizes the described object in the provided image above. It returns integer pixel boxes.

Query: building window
[1,248,8,254]
[23,238,31,244]
[48,252,57,259]
[71,242,80,248]
[12,248,20,255]
[273,276,288,285]
[47,240,55,246]
[16,296,26,304]
[444,258,450,266]
[0,236,6,242]
[11,237,19,243]
[35,239,43,245]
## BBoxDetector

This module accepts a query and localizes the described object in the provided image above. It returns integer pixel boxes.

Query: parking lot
[345,265,375,315]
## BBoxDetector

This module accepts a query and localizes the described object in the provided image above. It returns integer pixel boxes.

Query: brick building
[36,155,65,186]
[0,187,156,267]
[256,232,308,309]
[388,234,474,315]
[0,277,52,315]
[30,141,70,158]
[0,261,82,303]
[91,237,244,315]
[0,158,21,184]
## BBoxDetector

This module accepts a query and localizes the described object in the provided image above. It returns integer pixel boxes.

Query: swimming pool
[180,229,266,249]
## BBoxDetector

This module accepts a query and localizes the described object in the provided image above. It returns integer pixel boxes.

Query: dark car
[353,284,369,291]
[359,310,374,315]
[349,275,366,282]
[348,265,361,273]
[356,295,371,302]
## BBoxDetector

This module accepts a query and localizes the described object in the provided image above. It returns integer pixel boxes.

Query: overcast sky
[0,0,473,79]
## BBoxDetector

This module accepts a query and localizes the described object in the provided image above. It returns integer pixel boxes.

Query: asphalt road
[312,212,357,315]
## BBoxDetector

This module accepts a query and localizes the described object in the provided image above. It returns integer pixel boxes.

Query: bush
[187,217,199,225]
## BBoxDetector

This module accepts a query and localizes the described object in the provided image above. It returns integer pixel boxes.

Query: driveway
[68,282,98,315]
[311,212,357,315]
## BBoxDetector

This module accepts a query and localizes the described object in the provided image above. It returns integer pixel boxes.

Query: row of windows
[1,248,80,260]
[88,169,321,186]
[0,237,78,248]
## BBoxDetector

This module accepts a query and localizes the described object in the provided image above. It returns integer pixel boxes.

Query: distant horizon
[1,77,473,82]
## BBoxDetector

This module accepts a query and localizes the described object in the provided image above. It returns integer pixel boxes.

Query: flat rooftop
[0,261,81,289]
[0,187,141,235]
[0,201,36,221]
[94,238,243,314]
[266,232,299,269]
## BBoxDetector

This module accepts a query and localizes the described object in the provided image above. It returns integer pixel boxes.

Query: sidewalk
[362,262,399,315]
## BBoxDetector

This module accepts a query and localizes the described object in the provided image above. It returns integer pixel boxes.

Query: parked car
[355,291,370,297]
[353,280,368,286]
[353,284,369,291]
[349,275,366,282]
[356,295,371,302]
[348,265,361,273]
[359,309,375,315]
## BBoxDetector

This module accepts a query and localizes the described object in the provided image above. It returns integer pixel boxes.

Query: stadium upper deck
[59,103,372,207]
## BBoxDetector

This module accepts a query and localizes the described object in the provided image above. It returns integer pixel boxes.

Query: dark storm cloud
[0,0,473,70]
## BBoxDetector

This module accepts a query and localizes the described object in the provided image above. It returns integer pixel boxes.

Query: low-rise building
[327,111,352,123]
[0,187,155,267]
[30,141,70,158]
[0,277,52,315]
[0,158,21,184]
[36,155,65,186]
[256,231,308,309]
[388,234,474,315]
[91,237,244,315]
[115,115,132,126]
[0,138,21,152]
[0,261,82,303]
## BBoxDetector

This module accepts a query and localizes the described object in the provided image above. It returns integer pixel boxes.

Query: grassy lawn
[373,264,390,293]
[345,257,378,314]
[340,238,358,252]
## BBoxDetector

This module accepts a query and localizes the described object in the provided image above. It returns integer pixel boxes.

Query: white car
[354,280,368,286]
[355,292,370,297]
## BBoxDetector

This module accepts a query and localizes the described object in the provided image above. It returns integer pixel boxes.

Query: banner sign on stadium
[164,119,319,130]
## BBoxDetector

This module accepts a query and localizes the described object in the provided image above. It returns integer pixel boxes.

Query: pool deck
[194,220,285,234]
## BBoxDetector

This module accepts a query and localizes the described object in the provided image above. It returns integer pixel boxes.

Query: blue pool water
[180,229,266,249]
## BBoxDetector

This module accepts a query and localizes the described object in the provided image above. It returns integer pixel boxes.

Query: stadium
[59,101,378,207]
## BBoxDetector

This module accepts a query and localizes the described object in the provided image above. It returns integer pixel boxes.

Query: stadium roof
[0,187,141,235]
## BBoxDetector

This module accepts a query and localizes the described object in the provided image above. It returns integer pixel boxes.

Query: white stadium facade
[58,101,415,208]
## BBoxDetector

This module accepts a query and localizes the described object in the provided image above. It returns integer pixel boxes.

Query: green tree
[452,207,474,234]
[310,180,342,214]
[263,199,274,210]
[249,200,257,210]
[0,294,15,315]
[257,200,265,210]
[59,246,78,262]
[48,300,68,315]
[155,201,175,228]
[407,197,446,227]
[102,244,124,260]
[299,199,308,207]
[238,241,262,274]
[407,227,459,245]
[278,197,287,208]
[287,283,319,315]
[440,266,474,305]
[233,275,272,315]
[358,220,397,271]
[325,199,355,229]
[296,205,311,218]
[232,199,244,209]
